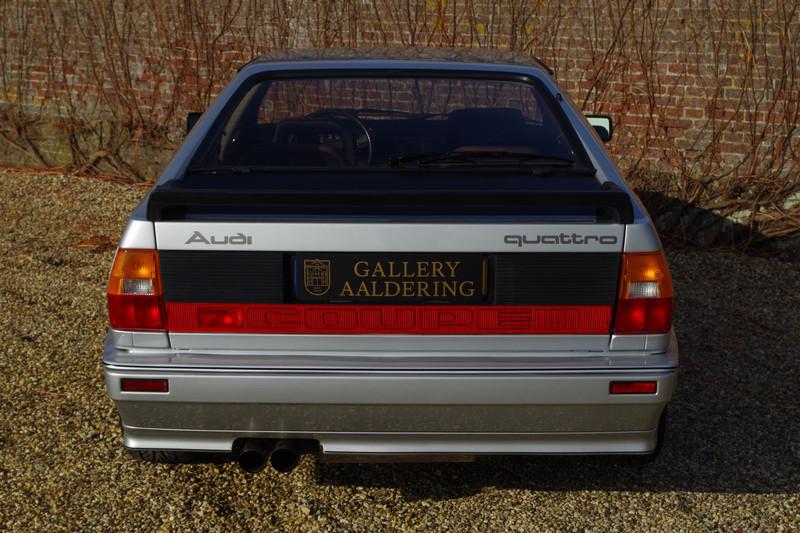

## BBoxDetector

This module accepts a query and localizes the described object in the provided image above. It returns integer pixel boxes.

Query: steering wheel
[308,110,373,166]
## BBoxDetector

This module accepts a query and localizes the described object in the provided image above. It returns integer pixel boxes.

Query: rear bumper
[104,336,678,456]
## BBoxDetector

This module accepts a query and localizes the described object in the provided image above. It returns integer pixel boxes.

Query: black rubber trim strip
[146,187,633,223]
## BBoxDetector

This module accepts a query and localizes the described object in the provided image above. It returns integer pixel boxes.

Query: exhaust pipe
[269,440,301,473]
[237,439,272,473]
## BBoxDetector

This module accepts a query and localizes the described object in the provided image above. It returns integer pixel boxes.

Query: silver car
[104,52,677,473]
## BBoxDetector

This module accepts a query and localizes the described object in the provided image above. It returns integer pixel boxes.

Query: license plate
[294,253,488,304]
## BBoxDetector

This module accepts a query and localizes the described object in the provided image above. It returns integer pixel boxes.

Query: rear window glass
[256,78,543,122]
[191,75,587,170]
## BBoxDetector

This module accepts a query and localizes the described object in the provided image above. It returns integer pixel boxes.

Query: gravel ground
[1,170,798,531]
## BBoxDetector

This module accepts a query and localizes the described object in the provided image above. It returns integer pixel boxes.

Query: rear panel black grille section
[493,253,620,305]
[159,251,620,306]
[159,251,284,303]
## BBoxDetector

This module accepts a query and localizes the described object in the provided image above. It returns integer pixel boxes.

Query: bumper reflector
[610,381,657,394]
[121,378,169,393]
[166,303,613,335]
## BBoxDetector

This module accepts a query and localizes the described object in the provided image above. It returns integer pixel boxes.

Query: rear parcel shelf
[145,184,634,223]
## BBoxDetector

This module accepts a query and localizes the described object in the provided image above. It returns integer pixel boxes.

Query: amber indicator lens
[618,252,673,299]
[108,249,161,296]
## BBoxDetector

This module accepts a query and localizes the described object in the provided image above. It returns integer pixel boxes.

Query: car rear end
[103,58,677,471]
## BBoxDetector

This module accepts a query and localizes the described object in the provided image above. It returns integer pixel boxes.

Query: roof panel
[247,47,553,75]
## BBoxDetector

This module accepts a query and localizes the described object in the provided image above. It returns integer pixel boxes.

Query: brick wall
[1,0,798,244]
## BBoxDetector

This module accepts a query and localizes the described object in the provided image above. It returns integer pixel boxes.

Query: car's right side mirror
[186,111,202,134]
[585,114,613,142]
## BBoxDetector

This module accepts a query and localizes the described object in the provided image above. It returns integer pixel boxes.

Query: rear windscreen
[189,75,590,170]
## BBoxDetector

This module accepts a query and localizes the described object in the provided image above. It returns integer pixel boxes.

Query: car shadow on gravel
[316,326,799,500]
[316,204,800,500]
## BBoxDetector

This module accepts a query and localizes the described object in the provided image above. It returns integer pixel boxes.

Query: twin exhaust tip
[237,439,301,474]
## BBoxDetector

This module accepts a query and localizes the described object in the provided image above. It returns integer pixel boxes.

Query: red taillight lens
[614,252,673,334]
[610,381,657,394]
[121,378,168,393]
[107,249,166,331]
[615,298,674,333]
[107,294,165,330]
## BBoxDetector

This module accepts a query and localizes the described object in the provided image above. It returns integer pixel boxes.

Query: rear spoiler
[146,183,634,223]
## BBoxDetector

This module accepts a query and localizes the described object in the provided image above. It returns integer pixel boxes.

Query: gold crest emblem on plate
[303,259,331,296]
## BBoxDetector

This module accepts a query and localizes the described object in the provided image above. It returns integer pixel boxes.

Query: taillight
[107,249,166,331]
[614,251,673,334]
